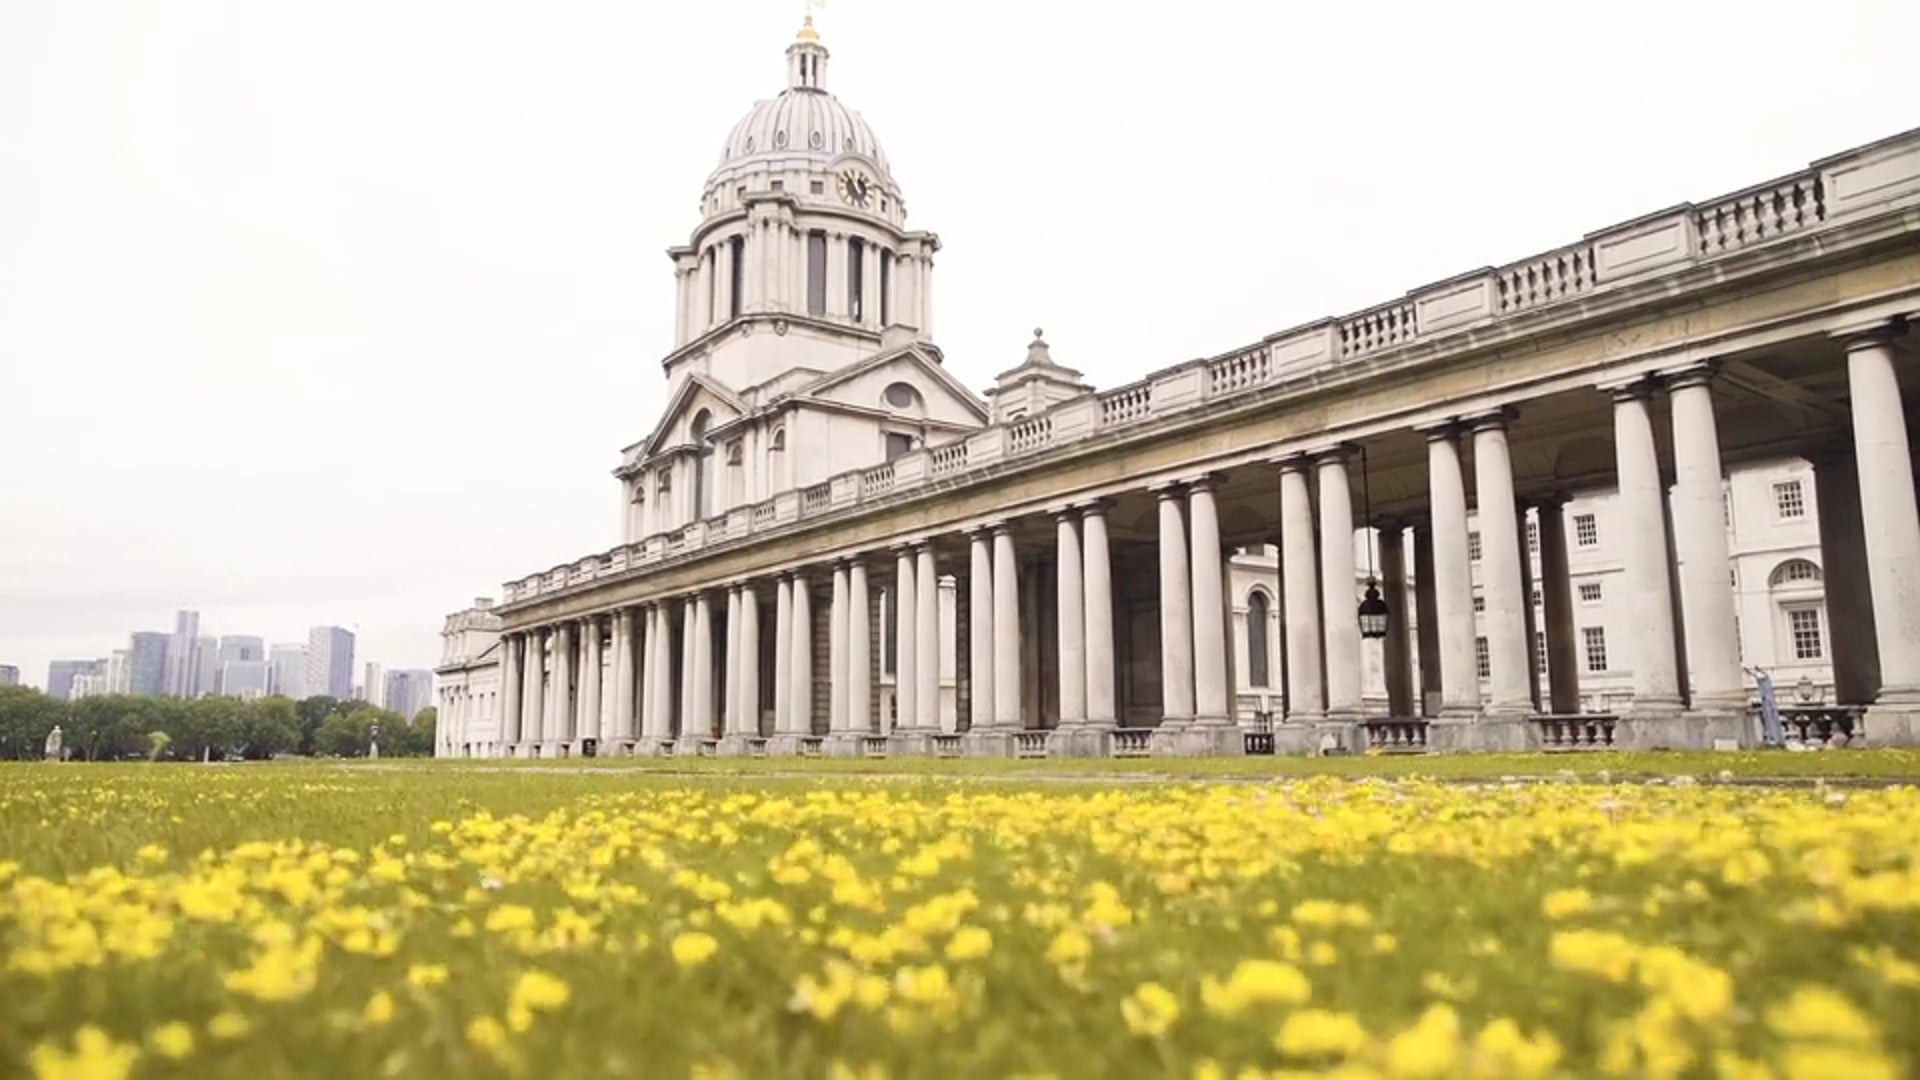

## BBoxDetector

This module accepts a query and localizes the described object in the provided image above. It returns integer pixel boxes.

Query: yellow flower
[1780,1044,1897,1080]
[1541,888,1594,919]
[1121,982,1181,1037]
[206,1013,251,1041]
[484,904,536,933]
[148,1022,194,1061]
[1045,927,1091,968]
[672,931,719,969]
[945,926,993,962]
[1473,1017,1561,1078]
[363,990,396,1025]
[1384,1004,1461,1079]
[135,844,169,864]
[511,969,571,1014]
[29,1026,140,1080]
[1548,929,1637,983]
[1765,986,1879,1045]
[465,1015,516,1068]
[1200,959,1312,1015]
[407,963,451,988]
[1275,1008,1368,1060]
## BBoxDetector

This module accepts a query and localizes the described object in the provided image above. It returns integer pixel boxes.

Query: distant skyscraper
[307,626,354,700]
[221,660,269,698]
[166,610,201,697]
[218,636,265,666]
[268,644,309,699]
[384,669,435,720]
[194,636,218,698]
[0,664,19,687]
[71,671,111,699]
[106,650,130,694]
[46,659,98,700]
[362,662,385,707]
[128,632,169,696]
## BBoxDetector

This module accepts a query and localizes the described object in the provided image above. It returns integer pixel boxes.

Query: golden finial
[795,14,820,42]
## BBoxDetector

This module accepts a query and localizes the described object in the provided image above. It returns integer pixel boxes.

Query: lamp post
[1356,443,1390,640]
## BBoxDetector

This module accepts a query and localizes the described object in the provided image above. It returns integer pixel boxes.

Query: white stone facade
[448,21,1920,759]
[435,599,503,758]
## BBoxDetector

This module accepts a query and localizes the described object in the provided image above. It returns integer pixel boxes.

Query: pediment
[795,345,989,426]
[639,374,747,459]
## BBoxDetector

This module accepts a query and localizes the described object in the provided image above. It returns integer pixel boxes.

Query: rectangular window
[879,250,891,326]
[1578,582,1603,604]
[1789,608,1824,660]
[848,237,866,322]
[705,247,717,324]
[1531,587,1542,608]
[1467,531,1482,562]
[806,232,827,316]
[1582,627,1608,672]
[1475,637,1491,679]
[728,236,744,320]
[809,179,824,195]
[1472,594,1486,614]
[1574,513,1599,547]
[1723,489,1732,530]
[1534,631,1548,676]
[885,432,916,461]
[1774,480,1806,520]
[881,588,896,677]
[1527,520,1539,555]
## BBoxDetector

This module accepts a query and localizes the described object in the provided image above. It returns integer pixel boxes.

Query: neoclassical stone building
[436,20,1920,757]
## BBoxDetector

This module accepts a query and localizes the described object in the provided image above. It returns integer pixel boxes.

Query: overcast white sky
[2,0,1915,690]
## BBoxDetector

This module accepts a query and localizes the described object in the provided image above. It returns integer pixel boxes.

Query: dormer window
[631,480,646,504]
[657,473,672,495]
[726,439,744,465]
[769,428,787,452]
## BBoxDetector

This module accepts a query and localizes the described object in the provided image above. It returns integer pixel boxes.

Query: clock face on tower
[836,168,873,208]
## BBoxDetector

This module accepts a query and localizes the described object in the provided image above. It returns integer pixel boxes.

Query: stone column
[849,560,872,735]
[581,618,604,747]
[1156,486,1196,726]
[551,622,575,750]
[1612,383,1684,715]
[1055,510,1087,728]
[724,588,742,736]
[637,608,655,744]
[895,549,919,730]
[523,629,545,752]
[714,238,734,321]
[1427,425,1482,719]
[1189,477,1230,733]
[992,523,1022,735]
[1082,503,1117,728]
[773,577,792,736]
[829,563,851,738]
[825,234,847,319]
[1317,452,1363,720]
[652,605,675,742]
[1278,460,1324,723]
[687,597,713,743]
[1518,509,1542,712]
[500,634,523,748]
[914,544,939,738]
[739,586,761,739]
[968,529,995,732]
[1536,500,1581,715]
[1469,410,1533,719]
[789,574,814,741]
[1378,525,1415,718]
[1812,452,1881,706]
[1843,325,1920,739]
[863,243,881,326]
[1665,366,1744,715]
[611,612,634,746]
[1413,524,1442,717]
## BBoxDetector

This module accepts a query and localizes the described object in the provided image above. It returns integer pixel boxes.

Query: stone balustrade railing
[498,135,1920,608]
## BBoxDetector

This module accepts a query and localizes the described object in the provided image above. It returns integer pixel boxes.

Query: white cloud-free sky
[2,0,1915,690]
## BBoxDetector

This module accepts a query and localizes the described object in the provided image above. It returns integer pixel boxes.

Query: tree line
[0,686,437,761]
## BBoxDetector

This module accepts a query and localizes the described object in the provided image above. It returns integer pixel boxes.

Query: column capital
[1463,404,1520,433]
[1829,317,1907,351]
[1265,452,1314,475]
[989,519,1017,538]
[1597,373,1658,402]
[1182,471,1224,493]
[1311,442,1357,466]
[1077,497,1116,519]
[1149,479,1187,499]
[1375,516,1408,536]
[1658,360,1719,392]
[1413,418,1466,441]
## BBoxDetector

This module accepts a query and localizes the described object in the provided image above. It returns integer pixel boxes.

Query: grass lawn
[3,762,1917,1078]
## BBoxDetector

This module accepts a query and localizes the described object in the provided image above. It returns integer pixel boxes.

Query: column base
[820,733,867,758]
[764,734,813,756]
[1863,700,1920,747]
[1426,716,1535,753]
[1046,726,1112,758]
[634,736,676,757]
[716,735,763,757]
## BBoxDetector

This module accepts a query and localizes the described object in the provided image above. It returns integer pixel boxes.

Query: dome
[703,19,895,195]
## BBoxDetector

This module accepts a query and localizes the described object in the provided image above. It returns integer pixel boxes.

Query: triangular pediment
[640,374,747,458]
[795,345,989,425]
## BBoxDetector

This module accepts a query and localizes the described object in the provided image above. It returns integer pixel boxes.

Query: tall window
[1472,594,1486,614]
[848,237,866,322]
[1475,637,1491,679]
[767,428,786,491]
[1788,608,1824,660]
[1774,480,1806,520]
[690,410,713,521]
[728,235,744,320]
[1527,520,1539,554]
[885,432,915,461]
[1574,513,1599,547]
[879,249,892,325]
[1534,631,1548,676]
[806,231,827,316]
[1578,582,1603,604]
[1467,531,1482,562]
[1582,627,1608,672]
[881,588,897,677]
[1247,592,1271,688]
[705,247,717,324]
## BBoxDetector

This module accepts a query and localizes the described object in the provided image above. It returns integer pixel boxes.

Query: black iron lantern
[1359,578,1390,639]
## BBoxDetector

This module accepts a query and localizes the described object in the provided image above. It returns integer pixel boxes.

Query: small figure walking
[43,725,63,762]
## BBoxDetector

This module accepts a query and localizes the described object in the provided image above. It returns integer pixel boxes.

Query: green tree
[294,696,339,755]
[314,712,369,757]
[399,707,437,757]
[239,697,300,760]
[67,696,149,761]
[0,686,68,760]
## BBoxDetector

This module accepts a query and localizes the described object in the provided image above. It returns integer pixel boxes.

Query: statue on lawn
[44,725,63,762]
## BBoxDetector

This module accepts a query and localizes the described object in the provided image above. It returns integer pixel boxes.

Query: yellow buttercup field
[3,764,1918,1078]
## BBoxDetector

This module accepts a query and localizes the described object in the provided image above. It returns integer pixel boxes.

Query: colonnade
[497,323,1920,754]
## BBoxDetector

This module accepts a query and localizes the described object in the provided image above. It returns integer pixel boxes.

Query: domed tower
[617,17,984,544]
[663,15,941,392]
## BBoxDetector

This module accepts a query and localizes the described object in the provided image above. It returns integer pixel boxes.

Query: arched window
[1247,590,1272,688]
[1768,559,1822,588]
[767,428,786,491]
[690,410,713,520]
[882,382,923,416]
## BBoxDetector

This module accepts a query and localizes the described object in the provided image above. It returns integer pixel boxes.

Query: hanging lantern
[1358,578,1390,640]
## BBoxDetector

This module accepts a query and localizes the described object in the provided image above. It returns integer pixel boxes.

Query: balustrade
[1496,245,1596,313]
[862,462,895,495]
[1362,719,1430,753]
[1207,346,1272,396]
[1338,302,1417,357]
[1013,731,1049,758]
[931,734,963,758]
[1099,384,1150,427]
[1008,416,1053,455]
[1110,729,1152,758]
[861,735,889,758]
[1534,714,1618,750]
[1695,174,1825,255]
[929,442,969,477]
